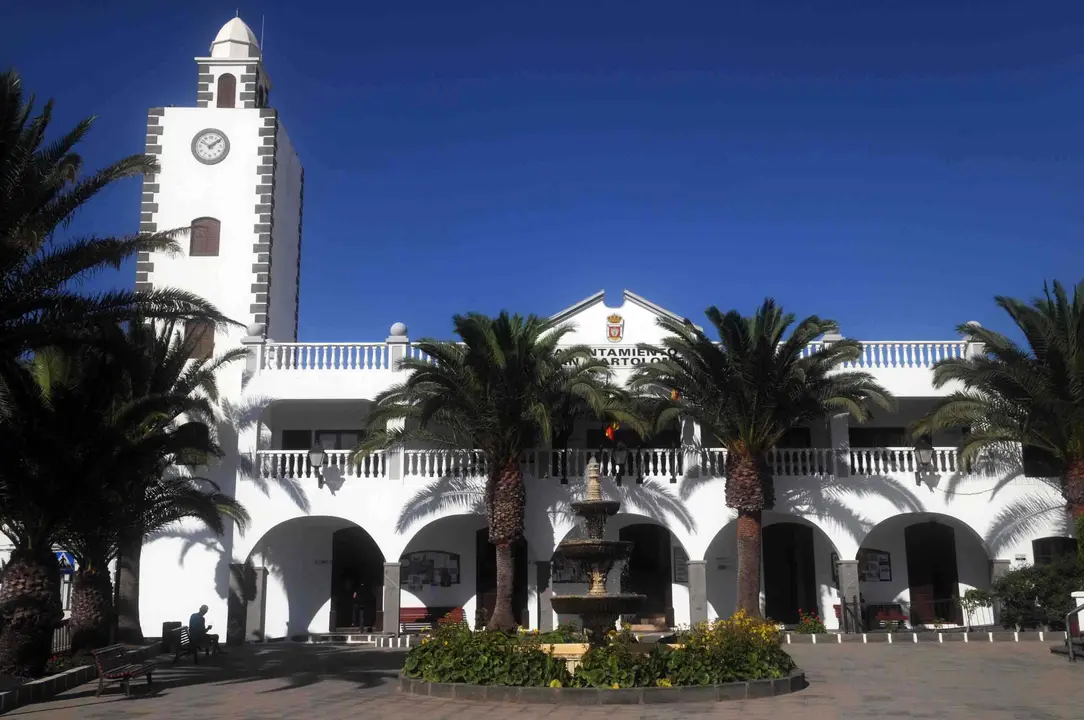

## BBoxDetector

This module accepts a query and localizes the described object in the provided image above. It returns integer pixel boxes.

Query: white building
[130,18,1078,642]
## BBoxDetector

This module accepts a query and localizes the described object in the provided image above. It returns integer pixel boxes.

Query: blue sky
[5,1,1083,341]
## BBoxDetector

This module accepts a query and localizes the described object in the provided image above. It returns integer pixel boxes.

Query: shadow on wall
[148,395,317,635]
[939,443,1071,557]
[393,467,696,560]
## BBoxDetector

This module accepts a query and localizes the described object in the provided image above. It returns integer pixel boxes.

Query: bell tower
[136,16,304,358]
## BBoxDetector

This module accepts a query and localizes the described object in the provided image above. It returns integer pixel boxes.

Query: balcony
[252,446,965,482]
[252,340,968,375]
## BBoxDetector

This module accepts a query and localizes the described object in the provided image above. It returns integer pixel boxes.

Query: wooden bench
[399,606,465,633]
[92,644,154,698]
[171,625,217,664]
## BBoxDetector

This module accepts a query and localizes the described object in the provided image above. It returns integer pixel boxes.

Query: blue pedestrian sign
[55,552,75,574]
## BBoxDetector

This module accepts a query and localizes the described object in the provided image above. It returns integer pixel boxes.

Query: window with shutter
[190,217,221,256]
[217,73,236,108]
[184,320,214,360]
[1032,537,1078,566]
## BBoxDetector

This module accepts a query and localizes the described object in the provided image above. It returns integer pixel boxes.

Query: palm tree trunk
[1065,459,1084,561]
[725,451,770,618]
[0,546,63,678]
[69,561,113,653]
[490,543,516,630]
[115,535,144,645]
[735,509,763,617]
[487,459,525,631]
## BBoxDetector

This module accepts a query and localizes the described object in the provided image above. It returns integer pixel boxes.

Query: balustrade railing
[849,446,959,476]
[840,341,965,369]
[254,339,968,373]
[260,343,388,371]
[403,449,487,478]
[253,446,969,481]
[257,450,386,479]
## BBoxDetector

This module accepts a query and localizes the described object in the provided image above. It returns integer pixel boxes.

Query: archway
[620,523,673,628]
[858,513,990,629]
[704,512,843,627]
[763,523,817,625]
[240,516,385,640]
[399,514,532,629]
[330,527,384,631]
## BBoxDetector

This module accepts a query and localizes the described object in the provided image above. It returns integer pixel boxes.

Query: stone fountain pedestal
[550,458,645,646]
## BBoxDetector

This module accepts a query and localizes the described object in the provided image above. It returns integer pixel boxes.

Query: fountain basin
[569,500,621,518]
[550,593,647,617]
[556,539,633,562]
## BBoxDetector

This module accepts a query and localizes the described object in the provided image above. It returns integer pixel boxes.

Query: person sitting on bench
[189,604,223,655]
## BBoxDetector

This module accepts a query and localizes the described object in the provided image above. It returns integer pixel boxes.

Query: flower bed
[402,610,796,691]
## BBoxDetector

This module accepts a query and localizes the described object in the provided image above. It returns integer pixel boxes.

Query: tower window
[190,217,221,256]
[184,320,215,360]
[216,73,236,108]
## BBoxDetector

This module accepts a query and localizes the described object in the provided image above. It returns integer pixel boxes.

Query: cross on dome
[211,17,260,59]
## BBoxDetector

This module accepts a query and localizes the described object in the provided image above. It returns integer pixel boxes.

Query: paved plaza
[5,641,1081,719]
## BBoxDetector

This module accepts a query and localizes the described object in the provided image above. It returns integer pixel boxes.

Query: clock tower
[136,17,304,359]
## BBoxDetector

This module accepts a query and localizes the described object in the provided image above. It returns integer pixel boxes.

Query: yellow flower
[549,679,562,688]
[611,682,620,689]
[656,679,672,688]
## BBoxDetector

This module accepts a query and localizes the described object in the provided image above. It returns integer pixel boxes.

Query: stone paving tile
[6,641,1081,719]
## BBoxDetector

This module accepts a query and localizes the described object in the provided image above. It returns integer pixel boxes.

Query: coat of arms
[606,313,624,343]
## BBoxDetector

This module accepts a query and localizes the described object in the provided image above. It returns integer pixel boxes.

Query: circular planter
[398,668,806,704]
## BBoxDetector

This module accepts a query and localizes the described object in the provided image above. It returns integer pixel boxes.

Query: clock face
[191,129,230,165]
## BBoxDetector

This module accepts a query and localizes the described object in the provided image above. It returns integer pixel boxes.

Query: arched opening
[704,512,842,627]
[858,513,990,630]
[620,523,673,628]
[400,514,532,629]
[216,73,236,108]
[330,527,384,631]
[239,516,385,640]
[763,522,817,624]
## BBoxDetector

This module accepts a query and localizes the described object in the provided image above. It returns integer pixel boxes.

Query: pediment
[548,290,698,369]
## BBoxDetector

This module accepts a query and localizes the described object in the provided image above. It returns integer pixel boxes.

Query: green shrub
[572,610,794,688]
[403,621,571,686]
[794,609,827,634]
[993,558,1082,630]
[402,610,795,689]
[535,623,585,643]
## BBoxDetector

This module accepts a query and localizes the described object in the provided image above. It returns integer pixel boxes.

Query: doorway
[475,529,528,627]
[762,523,817,625]
[619,524,673,627]
[330,527,384,631]
[905,522,961,625]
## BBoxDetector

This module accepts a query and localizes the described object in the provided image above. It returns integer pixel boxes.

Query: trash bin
[162,621,182,653]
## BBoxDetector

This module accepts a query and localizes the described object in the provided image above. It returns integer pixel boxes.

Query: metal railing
[51,618,71,654]
[1066,603,1084,662]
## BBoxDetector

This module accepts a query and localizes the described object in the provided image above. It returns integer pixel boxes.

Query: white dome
[211,17,260,59]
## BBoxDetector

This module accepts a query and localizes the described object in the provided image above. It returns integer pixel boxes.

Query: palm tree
[913,280,1084,539]
[0,69,228,416]
[359,312,638,630]
[0,349,118,676]
[629,300,893,617]
[103,319,249,646]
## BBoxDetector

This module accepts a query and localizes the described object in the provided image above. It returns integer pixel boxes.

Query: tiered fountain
[550,458,645,646]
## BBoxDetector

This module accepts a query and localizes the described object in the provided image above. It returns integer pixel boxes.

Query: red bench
[399,606,465,633]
